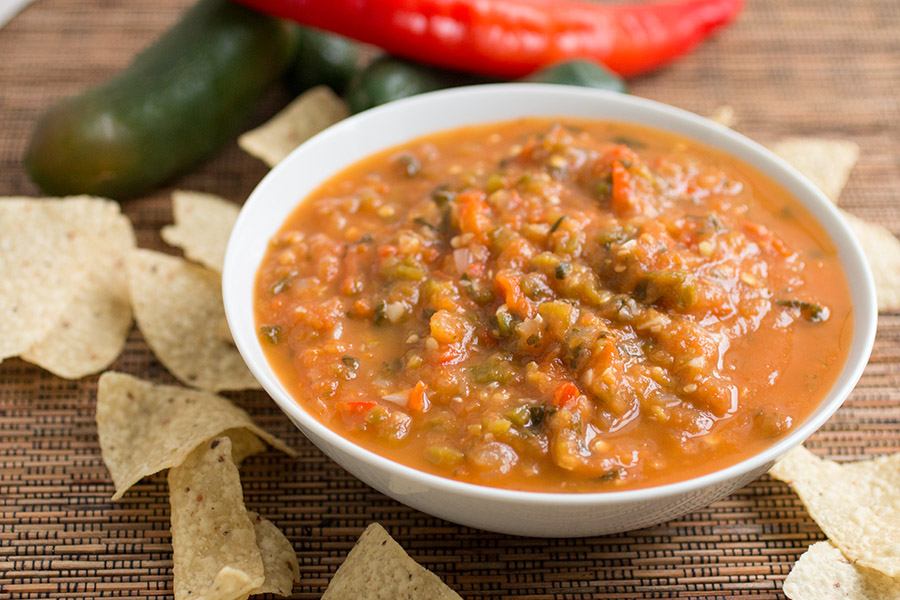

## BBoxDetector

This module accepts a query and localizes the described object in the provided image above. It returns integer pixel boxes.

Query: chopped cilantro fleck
[549,215,568,234]
[259,325,282,345]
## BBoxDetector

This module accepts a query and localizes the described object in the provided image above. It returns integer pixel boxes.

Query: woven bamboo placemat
[1,0,898,598]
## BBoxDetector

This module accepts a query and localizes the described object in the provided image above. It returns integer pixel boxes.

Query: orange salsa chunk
[255,119,852,492]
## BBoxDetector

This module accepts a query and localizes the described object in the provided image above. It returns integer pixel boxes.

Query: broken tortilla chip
[708,105,736,128]
[128,248,259,391]
[225,427,269,465]
[238,86,349,168]
[0,197,133,372]
[161,190,240,274]
[783,542,900,600]
[770,138,859,204]
[770,446,900,578]
[168,437,265,600]
[769,136,897,311]
[96,371,294,500]
[247,511,300,596]
[322,523,461,600]
[840,210,900,312]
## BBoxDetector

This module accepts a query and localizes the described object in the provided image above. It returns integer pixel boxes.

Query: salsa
[254,119,853,492]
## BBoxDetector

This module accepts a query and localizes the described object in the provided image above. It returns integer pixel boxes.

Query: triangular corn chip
[770,446,900,577]
[322,523,461,599]
[783,542,900,600]
[128,249,260,391]
[247,511,300,596]
[168,437,265,600]
[239,86,348,167]
[840,210,900,312]
[771,138,859,203]
[161,190,239,274]
[96,371,294,499]
[0,196,132,372]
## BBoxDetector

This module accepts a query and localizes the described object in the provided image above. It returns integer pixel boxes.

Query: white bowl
[223,84,877,537]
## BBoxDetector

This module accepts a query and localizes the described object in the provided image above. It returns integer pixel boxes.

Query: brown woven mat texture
[1,0,899,598]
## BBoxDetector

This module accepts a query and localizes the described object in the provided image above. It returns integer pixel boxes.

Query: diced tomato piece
[598,145,639,170]
[349,298,373,318]
[423,246,441,263]
[429,310,472,344]
[467,262,486,278]
[340,277,362,295]
[744,220,792,256]
[377,245,398,258]
[339,400,376,415]
[596,341,619,368]
[437,341,468,366]
[743,221,772,241]
[495,270,536,318]
[771,237,792,257]
[456,191,491,242]
[408,380,431,412]
[611,161,633,215]
[497,237,533,270]
[519,137,537,161]
[553,382,581,409]
[506,188,523,209]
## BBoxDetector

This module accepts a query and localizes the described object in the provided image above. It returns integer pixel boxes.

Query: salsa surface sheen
[255,118,853,492]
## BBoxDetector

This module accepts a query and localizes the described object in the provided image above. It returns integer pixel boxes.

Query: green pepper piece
[776,299,830,323]
[469,352,517,384]
[259,325,283,344]
[522,60,627,93]
[26,0,298,199]
[286,27,383,95]
[344,56,487,113]
[424,445,465,467]
[633,271,698,309]
[491,307,517,338]
[506,405,532,427]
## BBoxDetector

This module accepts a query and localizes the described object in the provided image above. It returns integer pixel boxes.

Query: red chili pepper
[233,0,743,78]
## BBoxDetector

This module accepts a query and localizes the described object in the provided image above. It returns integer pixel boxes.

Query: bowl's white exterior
[223,85,877,537]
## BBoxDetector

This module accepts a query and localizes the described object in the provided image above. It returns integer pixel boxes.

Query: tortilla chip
[0,196,131,367]
[768,137,897,311]
[322,523,461,600]
[161,190,240,274]
[217,317,237,345]
[96,371,295,500]
[247,512,300,596]
[168,437,265,600]
[128,248,260,391]
[769,446,900,577]
[783,542,900,600]
[21,204,135,378]
[238,86,349,167]
[225,427,269,465]
[708,105,736,128]
[770,138,859,203]
[840,210,900,312]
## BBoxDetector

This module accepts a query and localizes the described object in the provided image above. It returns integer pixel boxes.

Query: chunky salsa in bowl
[225,86,875,535]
